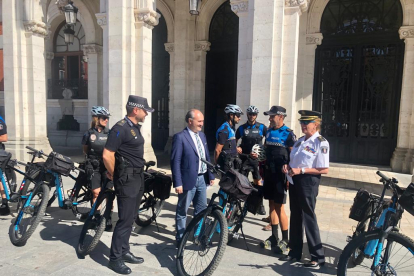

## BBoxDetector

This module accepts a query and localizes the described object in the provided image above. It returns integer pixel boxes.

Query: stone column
[2,0,52,159]
[134,0,159,162]
[45,51,55,98]
[193,41,210,112]
[82,44,102,116]
[303,33,322,110]
[391,26,414,172]
[164,42,174,153]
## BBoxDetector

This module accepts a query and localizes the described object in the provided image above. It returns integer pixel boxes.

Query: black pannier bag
[144,170,156,193]
[44,152,74,176]
[399,183,414,216]
[349,189,372,221]
[0,150,11,171]
[152,171,172,200]
[246,187,263,215]
[219,169,255,201]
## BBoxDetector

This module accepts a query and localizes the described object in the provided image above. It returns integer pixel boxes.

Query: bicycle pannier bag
[152,172,172,200]
[144,170,156,193]
[246,187,263,215]
[349,189,371,221]
[0,150,11,171]
[219,169,254,201]
[44,152,74,176]
[399,183,414,216]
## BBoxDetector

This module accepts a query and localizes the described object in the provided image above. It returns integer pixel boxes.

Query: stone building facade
[0,0,413,173]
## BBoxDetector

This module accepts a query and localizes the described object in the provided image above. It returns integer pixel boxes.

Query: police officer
[214,104,243,171]
[82,106,112,226]
[281,110,329,267]
[236,105,267,215]
[260,106,296,254]
[103,95,154,275]
[0,115,9,216]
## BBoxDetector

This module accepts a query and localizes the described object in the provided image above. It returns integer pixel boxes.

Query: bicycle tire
[338,230,414,276]
[71,185,93,218]
[9,183,50,246]
[77,191,114,257]
[176,208,228,276]
[135,192,165,227]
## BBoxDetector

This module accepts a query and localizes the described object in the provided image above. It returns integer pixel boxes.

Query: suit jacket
[171,128,215,190]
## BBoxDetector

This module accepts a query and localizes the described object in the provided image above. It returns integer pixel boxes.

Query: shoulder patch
[317,135,326,142]
[117,120,127,126]
[286,128,292,132]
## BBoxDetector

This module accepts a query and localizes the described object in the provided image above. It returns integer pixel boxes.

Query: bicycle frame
[49,170,78,208]
[0,168,10,200]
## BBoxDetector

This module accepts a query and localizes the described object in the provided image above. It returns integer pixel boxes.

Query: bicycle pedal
[63,199,73,209]
[9,193,20,203]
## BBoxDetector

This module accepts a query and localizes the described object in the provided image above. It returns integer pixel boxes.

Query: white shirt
[287,131,330,184]
[187,127,207,174]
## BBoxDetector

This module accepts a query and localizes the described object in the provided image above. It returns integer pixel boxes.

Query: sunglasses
[299,120,315,125]
[247,113,257,116]
[99,116,109,121]
[235,113,241,118]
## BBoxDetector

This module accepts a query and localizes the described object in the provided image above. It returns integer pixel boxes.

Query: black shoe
[0,204,10,216]
[280,255,300,262]
[122,252,144,264]
[258,204,266,216]
[303,261,325,267]
[107,260,131,274]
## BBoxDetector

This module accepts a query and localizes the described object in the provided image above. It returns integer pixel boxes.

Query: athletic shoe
[274,239,289,254]
[260,235,278,250]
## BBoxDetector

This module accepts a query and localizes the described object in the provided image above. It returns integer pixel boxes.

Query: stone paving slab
[0,164,413,275]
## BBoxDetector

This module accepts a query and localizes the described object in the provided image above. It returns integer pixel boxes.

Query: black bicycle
[77,161,171,257]
[337,171,414,275]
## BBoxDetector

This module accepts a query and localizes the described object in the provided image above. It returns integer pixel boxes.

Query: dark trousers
[288,174,325,263]
[110,171,144,261]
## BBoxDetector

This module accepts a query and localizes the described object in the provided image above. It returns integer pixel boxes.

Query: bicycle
[77,161,170,257]
[337,171,414,276]
[9,147,84,246]
[176,158,257,276]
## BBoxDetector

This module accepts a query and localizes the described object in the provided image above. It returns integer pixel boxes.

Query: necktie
[195,133,206,173]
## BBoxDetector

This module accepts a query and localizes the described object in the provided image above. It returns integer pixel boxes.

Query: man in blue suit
[171,109,215,243]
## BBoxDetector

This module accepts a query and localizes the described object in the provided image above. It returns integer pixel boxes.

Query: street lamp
[64,25,75,44]
[189,0,201,15]
[64,1,78,25]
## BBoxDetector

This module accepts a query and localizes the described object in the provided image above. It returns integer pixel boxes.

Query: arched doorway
[205,2,239,150]
[313,0,404,165]
[151,12,170,151]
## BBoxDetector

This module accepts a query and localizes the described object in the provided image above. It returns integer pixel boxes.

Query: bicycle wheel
[177,208,228,276]
[226,199,242,244]
[71,185,93,218]
[77,191,114,257]
[338,230,414,276]
[135,192,165,227]
[9,183,50,246]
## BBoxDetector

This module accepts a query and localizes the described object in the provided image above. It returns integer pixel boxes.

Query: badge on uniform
[244,129,249,135]
[131,129,137,139]
[321,146,328,154]
[90,134,96,141]
[0,124,3,130]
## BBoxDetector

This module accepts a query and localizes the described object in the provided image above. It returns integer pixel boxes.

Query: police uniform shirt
[105,117,145,168]
[82,127,109,157]
[288,131,330,184]
[265,125,296,167]
[236,122,267,154]
[216,122,237,155]
[0,116,7,136]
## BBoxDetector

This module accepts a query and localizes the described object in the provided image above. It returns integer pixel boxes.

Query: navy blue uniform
[264,125,296,203]
[105,117,145,262]
[216,122,239,172]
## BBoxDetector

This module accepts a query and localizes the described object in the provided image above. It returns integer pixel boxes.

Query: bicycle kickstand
[239,224,250,251]
[152,206,160,233]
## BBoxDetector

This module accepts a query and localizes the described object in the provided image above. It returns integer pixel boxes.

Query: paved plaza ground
[0,153,413,275]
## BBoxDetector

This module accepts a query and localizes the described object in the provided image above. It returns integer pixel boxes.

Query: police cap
[298,110,321,121]
[126,95,154,113]
[263,106,287,116]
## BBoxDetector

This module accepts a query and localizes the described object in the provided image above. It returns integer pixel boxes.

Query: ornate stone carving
[82,44,103,56]
[45,52,55,60]
[306,33,323,45]
[230,0,248,16]
[285,0,309,13]
[96,13,107,27]
[134,9,160,29]
[55,0,69,9]
[399,26,414,39]
[195,41,211,52]
[24,20,49,38]
[164,43,174,53]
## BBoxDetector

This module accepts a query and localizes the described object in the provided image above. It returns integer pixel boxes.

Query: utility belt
[115,154,142,177]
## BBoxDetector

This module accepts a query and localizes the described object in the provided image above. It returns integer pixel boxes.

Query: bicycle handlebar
[201,158,225,175]
[376,171,390,182]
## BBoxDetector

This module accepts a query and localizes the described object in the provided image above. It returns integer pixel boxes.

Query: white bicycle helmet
[224,104,243,115]
[91,106,111,117]
[246,105,259,114]
[251,144,266,162]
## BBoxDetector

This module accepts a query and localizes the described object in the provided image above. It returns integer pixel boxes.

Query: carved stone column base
[390,147,408,172]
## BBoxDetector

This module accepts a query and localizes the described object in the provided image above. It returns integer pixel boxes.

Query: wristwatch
[301,168,306,174]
